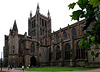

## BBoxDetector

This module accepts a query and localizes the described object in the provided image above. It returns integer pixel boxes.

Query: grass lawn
[22,67,98,71]
[0,71,6,72]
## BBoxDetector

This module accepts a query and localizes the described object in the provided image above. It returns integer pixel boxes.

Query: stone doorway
[30,56,36,66]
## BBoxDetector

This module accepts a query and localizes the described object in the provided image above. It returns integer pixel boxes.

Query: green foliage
[71,10,83,20]
[91,37,95,44]
[68,2,76,9]
[84,10,93,18]
[77,0,88,10]
[91,51,100,58]
[84,42,90,48]
[68,0,100,21]
[88,0,100,8]
[79,40,84,47]
[91,51,95,56]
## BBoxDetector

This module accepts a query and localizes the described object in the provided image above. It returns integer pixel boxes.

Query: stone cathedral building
[3,4,100,67]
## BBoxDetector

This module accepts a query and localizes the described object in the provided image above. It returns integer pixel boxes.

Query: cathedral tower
[28,4,51,40]
[8,20,19,66]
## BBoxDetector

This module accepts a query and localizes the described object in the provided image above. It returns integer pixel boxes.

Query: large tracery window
[56,46,60,60]
[63,32,67,40]
[56,34,59,43]
[31,43,35,53]
[72,28,77,37]
[65,43,70,60]
[76,41,85,59]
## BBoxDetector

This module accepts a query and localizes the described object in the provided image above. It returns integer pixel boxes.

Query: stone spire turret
[30,11,32,18]
[36,3,40,14]
[13,20,18,32]
[47,10,51,19]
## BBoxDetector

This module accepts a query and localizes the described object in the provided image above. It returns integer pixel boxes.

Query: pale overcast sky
[0,0,79,58]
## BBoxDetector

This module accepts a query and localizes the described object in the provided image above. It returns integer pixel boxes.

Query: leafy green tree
[68,0,100,58]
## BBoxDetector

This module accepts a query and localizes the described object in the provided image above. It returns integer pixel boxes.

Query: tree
[68,0,100,58]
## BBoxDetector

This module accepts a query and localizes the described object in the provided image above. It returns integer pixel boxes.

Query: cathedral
[3,4,100,67]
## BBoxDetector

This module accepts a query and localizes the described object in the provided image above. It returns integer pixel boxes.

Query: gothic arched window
[76,41,85,59]
[56,34,59,43]
[56,46,60,60]
[63,32,67,40]
[31,43,35,53]
[65,43,70,60]
[72,28,77,37]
